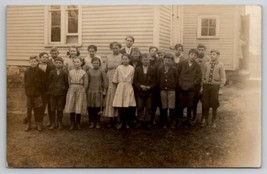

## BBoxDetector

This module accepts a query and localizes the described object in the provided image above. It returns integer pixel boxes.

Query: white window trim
[197,15,220,39]
[44,5,82,48]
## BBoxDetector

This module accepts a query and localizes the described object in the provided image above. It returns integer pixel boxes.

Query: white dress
[112,65,136,107]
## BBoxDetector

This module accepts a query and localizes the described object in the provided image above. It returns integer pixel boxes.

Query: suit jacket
[157,65,177,91]
[48,69,69,96]
[133,65,156,97]
[37,63,56,93]
[24,67,45,97]
[177,60,202,91]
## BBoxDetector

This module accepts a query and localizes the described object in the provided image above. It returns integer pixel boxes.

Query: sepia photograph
[6,4,261,168]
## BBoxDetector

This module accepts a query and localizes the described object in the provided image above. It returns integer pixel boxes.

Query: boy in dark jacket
[133,53,156,129]
[24,56,45,131]
[177,49,202,127]
[48,57,69,129]
[157,53,177,128]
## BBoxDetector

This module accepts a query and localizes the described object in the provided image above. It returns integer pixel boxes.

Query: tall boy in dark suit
[177,49,202,127]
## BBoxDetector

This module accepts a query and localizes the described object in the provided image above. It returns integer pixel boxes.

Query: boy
[157,53,177,128]
[189,44,211,124]
[38,52,56,128]
[133,53,156,129]
[148,46,162,126]
[48,47,60,67]
[177,49,202,127]
[24,56,45,131]
[202,50,226,128]
[174,44,186,66]
[48,57,69,129]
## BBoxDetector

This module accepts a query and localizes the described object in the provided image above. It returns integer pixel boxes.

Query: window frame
[44,5,82,47]
[197,15,220,39]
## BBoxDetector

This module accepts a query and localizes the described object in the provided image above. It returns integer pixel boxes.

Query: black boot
[49,111,56,130]
[57,111,63,130]
[69,113,75,130]
[76,114,82,130]
[25,108,32,131]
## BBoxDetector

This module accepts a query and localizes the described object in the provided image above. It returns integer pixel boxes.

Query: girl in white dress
[112,54,136,129]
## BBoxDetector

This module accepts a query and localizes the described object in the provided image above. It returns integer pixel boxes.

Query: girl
[64,57,88,130]
[64,46,82,71]
[83,45,103,72]
[112,54,136,129]
[87,57,108,129]
[103,42,122,128]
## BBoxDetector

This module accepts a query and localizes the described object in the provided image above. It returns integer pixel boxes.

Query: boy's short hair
[50,47,59,54]
[109,41,122,49]
[91,57,102,66]
[158,50,165,55]
[54,57,64,63]
[197,43,206,50]
[39,52,49,58]
[141,53,149,60]
[164,53,174,61]
[87,45,97,52]
[149,46,158,52]
[210,49,220,55]
[125,35,135,42]
[29,56,38,61]
[174,44,184,51]
[188,49,199,57]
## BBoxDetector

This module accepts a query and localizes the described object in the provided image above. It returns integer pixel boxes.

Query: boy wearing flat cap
[48,57,69,129]
[201,50,226,128]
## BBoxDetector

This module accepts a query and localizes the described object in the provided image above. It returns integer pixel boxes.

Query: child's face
[29,59,38,68]
[158,53,165,59]
[122,55,130,65]
[73,58,82,68]
[149,48,157,57]
[69,48,77,57]
[112,45,120,55]
[125,38,134,48]
[210,52,219,62]
[197,47,205,58]
[175,47,183,57]
[141,57,150,66]
[88,48,96,57]
[40,54,48,64]
[92,60,100,69]
[163,58,173,66]
[132,52,140,62]
[50,51,59,59]
[55,61,63,69]
[188,53,197,62]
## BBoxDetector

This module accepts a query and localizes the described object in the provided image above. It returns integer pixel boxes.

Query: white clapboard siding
[182,5,242,70]
[7,6,45,65]
[80,5,154,58]
[159,5,172,51]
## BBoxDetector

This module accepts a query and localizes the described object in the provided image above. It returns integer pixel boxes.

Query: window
[45,5,82,46]
[197,16,219,39]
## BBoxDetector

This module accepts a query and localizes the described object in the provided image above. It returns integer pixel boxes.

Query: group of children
[24,35,226,132]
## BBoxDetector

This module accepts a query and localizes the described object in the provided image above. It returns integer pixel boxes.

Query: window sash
[197,16,219,39]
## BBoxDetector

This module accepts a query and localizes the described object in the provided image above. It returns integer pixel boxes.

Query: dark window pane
[66,36,78,44]
[201,19,209,27]
[68,10,78,17]
[201,28,208,36]
[209,19,216,27]
[209,28,216,36]
[51,11,61,26]
[51,27,61,42]
[68,18,78,33]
